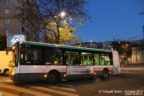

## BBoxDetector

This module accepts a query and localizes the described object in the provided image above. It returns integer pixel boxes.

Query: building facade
[131,47,144,64]
[0,0,22,34]
[0,0,39,41]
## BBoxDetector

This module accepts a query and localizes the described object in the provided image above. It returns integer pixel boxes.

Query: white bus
[9,41,120,83]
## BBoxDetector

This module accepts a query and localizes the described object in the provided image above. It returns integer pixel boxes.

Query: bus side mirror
[9,64,11,67]
[9,64,15,67]
[9,60,14,67]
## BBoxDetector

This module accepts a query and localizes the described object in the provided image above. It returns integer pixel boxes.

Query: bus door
[65,51,94,76]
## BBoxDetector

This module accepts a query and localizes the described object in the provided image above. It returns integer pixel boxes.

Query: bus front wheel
[47,72,59,84]
[4,69,9,76]
[102,69,109,79]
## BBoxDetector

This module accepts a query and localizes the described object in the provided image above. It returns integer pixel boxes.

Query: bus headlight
[10,70,16,76]
[44,74,48,78]
[64,73,67,77]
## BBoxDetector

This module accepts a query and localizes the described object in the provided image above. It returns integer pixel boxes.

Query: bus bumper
[10,73,47,83]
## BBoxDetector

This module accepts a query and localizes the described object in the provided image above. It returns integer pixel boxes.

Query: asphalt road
[0,72,144,96]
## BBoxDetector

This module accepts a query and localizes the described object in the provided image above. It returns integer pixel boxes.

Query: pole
[143,25,144,40]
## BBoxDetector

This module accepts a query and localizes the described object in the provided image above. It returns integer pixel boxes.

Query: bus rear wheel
[47,72,59,84]
[102,69,109,79]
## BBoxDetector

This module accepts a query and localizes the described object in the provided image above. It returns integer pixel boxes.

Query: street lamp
[60,11,66,18]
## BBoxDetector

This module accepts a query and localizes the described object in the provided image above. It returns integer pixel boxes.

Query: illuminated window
[65,51,80,65]
[3,28,9,33]
[94,53,99,65]
[5,9,10,14]
[81,52,93,65]
[5,0,10,4]
[5,19,9,24]
[100,54,111,65]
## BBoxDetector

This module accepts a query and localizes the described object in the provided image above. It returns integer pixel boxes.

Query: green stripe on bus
[19,41,112,53]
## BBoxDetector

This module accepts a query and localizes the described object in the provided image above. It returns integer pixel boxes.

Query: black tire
[88,76,95,80]
[47,72,59,84]
[13,81,22,86]
[102,69,109,79]
[4,69,9,76]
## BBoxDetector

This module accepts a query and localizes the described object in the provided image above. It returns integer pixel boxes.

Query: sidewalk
[121,67,144,72]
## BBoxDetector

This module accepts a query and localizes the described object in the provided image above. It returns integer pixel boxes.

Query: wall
[0,0,22,34]
[131,47,144,64]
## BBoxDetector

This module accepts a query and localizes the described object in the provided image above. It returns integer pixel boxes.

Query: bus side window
[81,52,93,66]
[100,53,111,65]
[44,49,63,65]
[94,53,99,65]
[64,51,80,65]
[20,47,43,65]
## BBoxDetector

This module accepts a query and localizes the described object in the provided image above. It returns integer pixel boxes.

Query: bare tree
[39,0,90,44]
[16,0,41,41]
[16,0,90,44]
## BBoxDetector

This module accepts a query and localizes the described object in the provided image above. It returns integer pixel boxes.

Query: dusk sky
[77,0,144,42]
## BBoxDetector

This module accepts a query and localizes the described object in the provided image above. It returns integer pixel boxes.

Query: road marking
[29,86,79,96]
[0,83,51,96]
[0,90,18,96]
[36,83,77,92]
[0,87,33,96]
[6,79,13,82]
[50,85,77,92]
[0,82,79,96]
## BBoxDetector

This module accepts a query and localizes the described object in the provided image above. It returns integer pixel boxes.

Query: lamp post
[59,11,67,27]
[90,40,93,48]
[55,11,66,44]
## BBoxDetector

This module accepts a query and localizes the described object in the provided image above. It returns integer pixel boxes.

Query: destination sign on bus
[67,66,94,75]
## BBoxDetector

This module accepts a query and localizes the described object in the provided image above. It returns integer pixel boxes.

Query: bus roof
[18,41,112,53]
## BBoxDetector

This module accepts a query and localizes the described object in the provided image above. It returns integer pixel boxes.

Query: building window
[4,28,9,34]
[5,19,9,24]
[4,9,10,14]
[5,0,10,4]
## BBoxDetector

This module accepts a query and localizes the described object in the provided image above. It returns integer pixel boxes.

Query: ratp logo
[8,34,26,47]
[11,35,25,45]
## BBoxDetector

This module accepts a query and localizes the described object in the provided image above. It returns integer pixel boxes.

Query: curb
[120,68,144,72]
